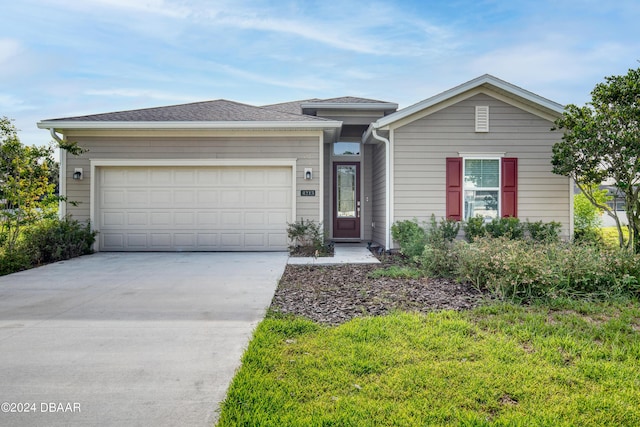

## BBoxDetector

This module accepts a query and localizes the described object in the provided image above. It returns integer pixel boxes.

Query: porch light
[304,168,312,180]
[73,168,83,180]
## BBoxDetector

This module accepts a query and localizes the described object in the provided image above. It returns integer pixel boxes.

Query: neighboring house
[37,74,571,252]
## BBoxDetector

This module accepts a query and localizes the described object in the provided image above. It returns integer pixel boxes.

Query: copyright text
[1,402,81,413]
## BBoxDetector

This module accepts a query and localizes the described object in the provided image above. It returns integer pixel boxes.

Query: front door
[333,162,360,239]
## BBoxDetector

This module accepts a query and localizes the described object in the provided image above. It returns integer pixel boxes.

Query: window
[464,159,499,220]
[446,157,517,221]
[333,142,360,156]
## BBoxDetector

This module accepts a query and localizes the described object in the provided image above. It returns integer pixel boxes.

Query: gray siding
[362,144,373,242]
[323,142,331,236]
[63,134,321,224]
[371,141,387,246]
[392,93,570,238]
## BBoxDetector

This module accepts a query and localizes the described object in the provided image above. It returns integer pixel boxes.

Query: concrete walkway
[0,252,288,426]
[287,243,380,265]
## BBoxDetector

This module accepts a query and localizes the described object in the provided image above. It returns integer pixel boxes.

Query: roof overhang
[301,102,398,117]
[300,102,398,110]
[37,120,342,131]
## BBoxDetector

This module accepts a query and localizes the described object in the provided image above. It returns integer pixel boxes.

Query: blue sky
[2,0,639,147]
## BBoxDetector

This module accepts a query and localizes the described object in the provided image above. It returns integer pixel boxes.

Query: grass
[601,226,630,247]
[368,265,424,279]
[217,300,640,426]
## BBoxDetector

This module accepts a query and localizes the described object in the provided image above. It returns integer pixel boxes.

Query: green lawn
[217,300,640,426]
[601,226,630,247]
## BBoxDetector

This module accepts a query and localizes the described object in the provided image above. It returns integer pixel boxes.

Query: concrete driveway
[0,252,288,426]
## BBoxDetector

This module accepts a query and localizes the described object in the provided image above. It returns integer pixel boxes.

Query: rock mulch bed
[271,264,485,325]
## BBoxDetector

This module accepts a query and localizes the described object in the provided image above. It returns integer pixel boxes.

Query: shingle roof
[261,99,321,115]
[313,96,394,104]
[45,99,333,122]
[262,96,397,115]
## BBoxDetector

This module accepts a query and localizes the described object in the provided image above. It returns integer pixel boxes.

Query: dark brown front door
[333,162,360,239]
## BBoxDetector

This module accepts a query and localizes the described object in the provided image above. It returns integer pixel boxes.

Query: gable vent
[475,105,489,132]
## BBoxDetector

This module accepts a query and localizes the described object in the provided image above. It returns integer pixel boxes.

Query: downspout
[49,128,67,219]
[371,128,391,250]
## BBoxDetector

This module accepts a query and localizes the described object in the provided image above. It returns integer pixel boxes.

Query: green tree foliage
[0,117,58,251]
[573,185,611,243]
[552,67,640,251]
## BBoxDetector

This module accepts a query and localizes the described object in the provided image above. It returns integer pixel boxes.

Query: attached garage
[95,163,294,251]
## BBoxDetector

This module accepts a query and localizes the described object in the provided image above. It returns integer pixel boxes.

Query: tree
[0,117,58,251]
[552,67,640,251]
[573,184,610,243]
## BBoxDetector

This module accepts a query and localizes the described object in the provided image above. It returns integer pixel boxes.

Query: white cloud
[84,88,201,103]
[192,2,456,57]
[0,38,22,65]
[213,63,335,91]
[469,39,632,84]
[0,93,37,112]
[48,0,192,18]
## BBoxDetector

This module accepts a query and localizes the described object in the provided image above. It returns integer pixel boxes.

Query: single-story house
[37,74,571,252]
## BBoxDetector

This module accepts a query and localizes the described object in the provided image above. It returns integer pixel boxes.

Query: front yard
[217,264,640,426]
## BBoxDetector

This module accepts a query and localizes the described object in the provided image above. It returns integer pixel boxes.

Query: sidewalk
[287,243,380,265]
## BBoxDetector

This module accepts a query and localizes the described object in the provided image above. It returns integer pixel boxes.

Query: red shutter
[446,157,462,220]
[501,157,518,218]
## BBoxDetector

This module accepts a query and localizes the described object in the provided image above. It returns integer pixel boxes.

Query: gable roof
[38,99,341,131]
[369,74,564,133]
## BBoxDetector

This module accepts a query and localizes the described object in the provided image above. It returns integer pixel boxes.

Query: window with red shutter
[446,157,462,220]
[447,156,518,221]
[501,157,518,218]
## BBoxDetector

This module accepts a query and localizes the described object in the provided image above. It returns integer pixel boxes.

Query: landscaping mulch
[271,263,485,325]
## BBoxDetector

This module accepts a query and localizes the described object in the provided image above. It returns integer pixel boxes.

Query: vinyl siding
[391,93,570,238]
[359,144,372,242]
[63,134,321,224]
[323,142,331,236]
[371,141,387,246]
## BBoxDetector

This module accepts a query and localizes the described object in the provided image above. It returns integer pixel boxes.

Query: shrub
[462,215,486,242]
[0,249,31,276]
[574,186,609,244]
[417,215,460,277]
[391,219,426,259]
[21,217,96,265]
[485,217,524,239]
[287,219,329,256]
[0,217,96,276]
[525,220,562,243]
[456,237,640,301]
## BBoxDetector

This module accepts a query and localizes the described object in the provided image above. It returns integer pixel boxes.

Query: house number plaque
[300,190,316,196]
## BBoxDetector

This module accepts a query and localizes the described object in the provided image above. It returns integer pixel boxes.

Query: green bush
[417,215,460,277]
[574,186,609,244]
[0,217,96,276]
[462,215,486,242]
[456,237,640,301]
[465,217,561,243]
[485,217,524,239]
[21,217,96,265]
[391,219,426,259]
[287,219,329,256]
[525,220,562,243]
[0,249,31,276]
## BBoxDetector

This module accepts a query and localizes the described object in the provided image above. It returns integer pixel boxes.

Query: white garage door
[97,166,292,251]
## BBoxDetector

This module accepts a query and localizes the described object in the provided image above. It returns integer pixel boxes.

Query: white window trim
[462,157,501,221]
